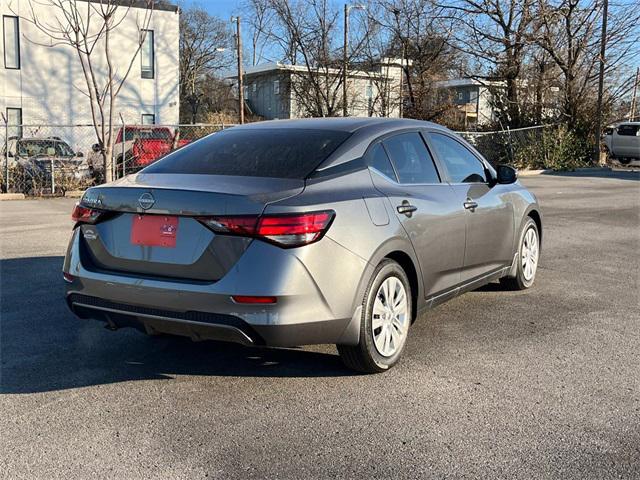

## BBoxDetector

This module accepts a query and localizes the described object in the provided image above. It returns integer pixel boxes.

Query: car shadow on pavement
[0,256,354,395]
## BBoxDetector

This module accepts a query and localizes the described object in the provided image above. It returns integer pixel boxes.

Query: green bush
[513,126,591,171]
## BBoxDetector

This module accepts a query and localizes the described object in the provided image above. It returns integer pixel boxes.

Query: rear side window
[382,132,440,184]
[617,125,639,136]
[143,128,350,179]
[428,133,487,183]
[367,143,397,181]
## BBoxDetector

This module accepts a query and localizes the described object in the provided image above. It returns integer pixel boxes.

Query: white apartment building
[1,0,179,136]
[239,59,405,120]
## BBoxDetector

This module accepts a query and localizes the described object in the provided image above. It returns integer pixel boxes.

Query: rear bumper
[63,228,369,347]
[66,293,353,347]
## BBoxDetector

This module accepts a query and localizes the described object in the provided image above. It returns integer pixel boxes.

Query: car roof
[231,117,446,134]
[16,137,64,141]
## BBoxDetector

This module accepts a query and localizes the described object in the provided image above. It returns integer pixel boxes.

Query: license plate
[131,215,179,248]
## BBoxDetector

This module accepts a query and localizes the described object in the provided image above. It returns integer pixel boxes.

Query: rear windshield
[142,128,351,179]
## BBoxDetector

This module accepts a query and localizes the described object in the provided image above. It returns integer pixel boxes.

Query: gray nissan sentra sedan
[63,118,542,373]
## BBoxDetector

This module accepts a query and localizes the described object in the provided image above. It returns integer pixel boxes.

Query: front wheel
[337,259,412,373]
[501,218,540,290]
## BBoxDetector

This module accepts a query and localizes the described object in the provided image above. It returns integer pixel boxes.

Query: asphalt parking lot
[1,170,639,479]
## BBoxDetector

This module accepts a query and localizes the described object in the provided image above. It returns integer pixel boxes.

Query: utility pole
[343,4,365,117]
[594,0,608,164]
[630,67,639,121]
[399,43,405,118]
[232,16,244,124]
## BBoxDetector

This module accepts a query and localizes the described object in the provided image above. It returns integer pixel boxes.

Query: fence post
[506,126,514,163]
[50,158,55,195]
[2,114,8,193]
[119,113,126,178]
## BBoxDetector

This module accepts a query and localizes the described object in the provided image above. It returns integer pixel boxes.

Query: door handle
[397,202,418,216]
[463,199,478,211]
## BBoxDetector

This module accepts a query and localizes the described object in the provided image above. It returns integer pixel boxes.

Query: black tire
[619,157,631,165]
[500,217,539,290]
[337,259,412,373]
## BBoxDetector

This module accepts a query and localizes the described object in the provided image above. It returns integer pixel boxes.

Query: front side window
[428,133,487,183]
[55,141,75,157]
[141,29,154,79]
[382,132,440,184]
[3,16,20,69]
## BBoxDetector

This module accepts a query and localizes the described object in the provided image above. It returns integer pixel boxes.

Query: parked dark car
[64,118,542,373]
[2,136,91,194]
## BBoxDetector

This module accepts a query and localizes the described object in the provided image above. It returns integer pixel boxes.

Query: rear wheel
[337,259,412,373]
[501,218,539,290]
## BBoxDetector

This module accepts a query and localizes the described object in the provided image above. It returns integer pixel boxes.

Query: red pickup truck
[113,126,190,173]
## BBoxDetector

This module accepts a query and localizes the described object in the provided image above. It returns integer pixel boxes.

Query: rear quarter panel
[264,168,423,317]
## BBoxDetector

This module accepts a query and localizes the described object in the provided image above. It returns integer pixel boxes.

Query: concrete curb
[518,167,622,176]
[0,193,26,201]
[518,169,551,176]
[64,190,85,198]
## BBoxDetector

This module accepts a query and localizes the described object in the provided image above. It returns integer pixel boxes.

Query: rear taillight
[71,203,103,224]
[198,210,335,248]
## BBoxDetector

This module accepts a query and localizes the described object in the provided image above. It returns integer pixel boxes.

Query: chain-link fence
[458,124,595,171]
[457,125,550,167]
[1,122,234,196]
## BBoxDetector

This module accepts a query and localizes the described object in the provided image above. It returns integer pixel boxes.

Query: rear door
[368,131,465,298]
[426,131,514,283]
[614,124,640,157]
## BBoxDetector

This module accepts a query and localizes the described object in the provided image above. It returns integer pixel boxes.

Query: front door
[367,132,466,298]
[426,132,515,283]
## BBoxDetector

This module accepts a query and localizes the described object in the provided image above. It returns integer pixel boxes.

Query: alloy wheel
[522,227,539,282]
[371,276,409,357]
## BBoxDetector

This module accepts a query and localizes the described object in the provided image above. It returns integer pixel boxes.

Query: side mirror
[91,143,100,153]
[8,151,14,157]
[496,164,517,184]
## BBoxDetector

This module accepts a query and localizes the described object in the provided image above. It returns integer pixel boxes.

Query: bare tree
[244,0,276,65]
[21,0,155,183]
[532,0,640,131]
[179,7,233,123]
[443,0,536,127]
[265,0,346,116]
[370,0,460,121]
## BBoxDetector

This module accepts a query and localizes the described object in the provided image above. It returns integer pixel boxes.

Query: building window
[6,107,22,138]
[243,86,248,98]
[252,83,257,93]
[366,84,373,99]
[141,114,155,125]
[141,29,154,79]
[273,80,280,95]
[3,16,20,69]
[457,91,463,101]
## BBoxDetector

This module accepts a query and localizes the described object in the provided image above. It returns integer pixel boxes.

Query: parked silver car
[63,118,542,373]
[604,122,640,165]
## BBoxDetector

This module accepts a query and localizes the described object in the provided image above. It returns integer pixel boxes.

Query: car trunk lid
[78,173,304,281]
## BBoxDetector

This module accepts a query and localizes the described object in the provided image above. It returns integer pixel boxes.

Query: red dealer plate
[131,215,179,248]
